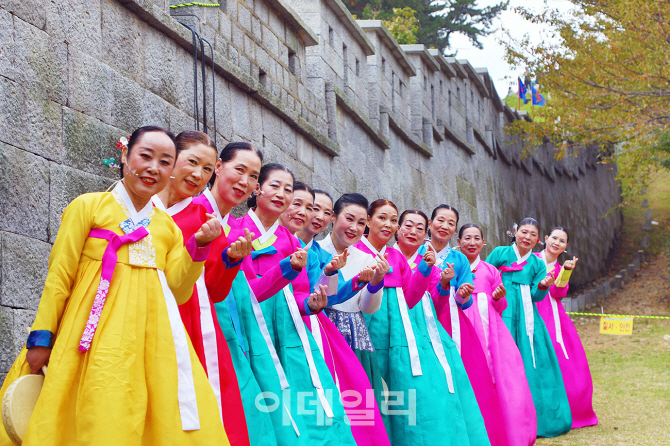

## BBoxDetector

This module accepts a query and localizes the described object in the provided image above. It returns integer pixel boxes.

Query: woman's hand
[290,248,309,270]
[422,245,436,268]
[228,228,255,261]
[26,346,51,375]
[439,262,455,289]
[563,256,579,271]
[358,265,375,283]
[540,271,556,289]
[370,253,390,286]
[458,283,474,299]
[492,283,506,300]
[308,284,328,313]
[324,250,349,275]
[195,213,222,247]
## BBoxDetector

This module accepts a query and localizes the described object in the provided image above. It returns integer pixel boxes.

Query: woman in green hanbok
[485,218,572,437]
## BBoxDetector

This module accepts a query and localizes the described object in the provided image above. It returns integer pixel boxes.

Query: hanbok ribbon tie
[396,287,422,376]
[283,286,335,418]
[449,286,462,356]
[422,292,454,392]
[498,261,527,274]
[248,284,300,435]
[520,284,536,368]
[80,227,149,352]
[251,246,278,259]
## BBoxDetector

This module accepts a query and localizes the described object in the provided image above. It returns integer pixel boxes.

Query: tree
[502,0,670,197]
[383,7,420,45]
[348,0,507,53]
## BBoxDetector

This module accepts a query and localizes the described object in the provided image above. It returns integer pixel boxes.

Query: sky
[448,0,575,99]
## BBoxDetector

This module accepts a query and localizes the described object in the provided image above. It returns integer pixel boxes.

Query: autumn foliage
[502,0,670,197]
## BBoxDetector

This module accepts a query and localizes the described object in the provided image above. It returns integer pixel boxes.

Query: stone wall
[0,0,622,379]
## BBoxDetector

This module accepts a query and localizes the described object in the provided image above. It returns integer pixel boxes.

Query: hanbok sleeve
[403,259,432,309]
[531,261,550,303]
[485,246,504,268]
[165,229,210,305]
[548,264,571,299]
[242,256,299,302]
[29,196,95,347]
[453,255,474,289]
[204,232,243,303]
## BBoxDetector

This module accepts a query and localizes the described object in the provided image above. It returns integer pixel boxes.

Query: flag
[531,83,546,106]
[518,77,529,104]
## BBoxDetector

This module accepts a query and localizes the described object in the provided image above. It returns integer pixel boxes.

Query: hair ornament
[506,222,518,239]
[102,158,121,170]
[537,238,545,246]
[115,136,130,151]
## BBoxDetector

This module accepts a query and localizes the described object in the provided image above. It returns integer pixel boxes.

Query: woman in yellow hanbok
[0,126,228,446]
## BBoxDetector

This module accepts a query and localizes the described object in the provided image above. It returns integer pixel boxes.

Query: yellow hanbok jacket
[0,185,229,446]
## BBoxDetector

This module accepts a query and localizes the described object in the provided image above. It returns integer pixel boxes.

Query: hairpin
[115,136,130,151]
[102,158,121,170]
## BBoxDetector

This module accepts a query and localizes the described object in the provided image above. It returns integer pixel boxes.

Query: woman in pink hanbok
[457,223,537,446]
[535,227,598,429]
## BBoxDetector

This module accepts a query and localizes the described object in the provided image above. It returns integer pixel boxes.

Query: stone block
[0,143,50,242]
[644,208,652,219]
[619,269,628,283]
[0,12,68,104]
[220,11,232,40]
[641,236,650,248]
[68,49,114,125]
[45,0,102,56]
[48,163,112,243]
[604,281,611,296]
[13,309,36,355]
[633,256,640,272]
[140,90,173,131]
[100,0,145,85]
[0,0,47,29]
[643,219,652,231]
[62,107,126,178]
[0,77,62,161]
[142,30,181,108]
[0,232,51,310]
[230,86,251,140]
[577,294,585,311]
[238,3,251,32]
[613,275,622,289]
[561,298,572,313]
[0,306,14,373]
[596,285,604,305]
[637,250,645,264]
[110,73,145,132]
[627,263,636,279]
[641,198,649,208]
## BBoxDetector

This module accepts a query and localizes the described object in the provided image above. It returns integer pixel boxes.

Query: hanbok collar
[114,181,153,225]
[304,238,314,250]
[151,195,192,217]
[393,242,420,268]
[470,255,481,272]
[202,188,230,229]
[540,250,557,271]
[360,235,386,257]
[427,240,451,268]
[247,209,279,246]
[512,243,533,264]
